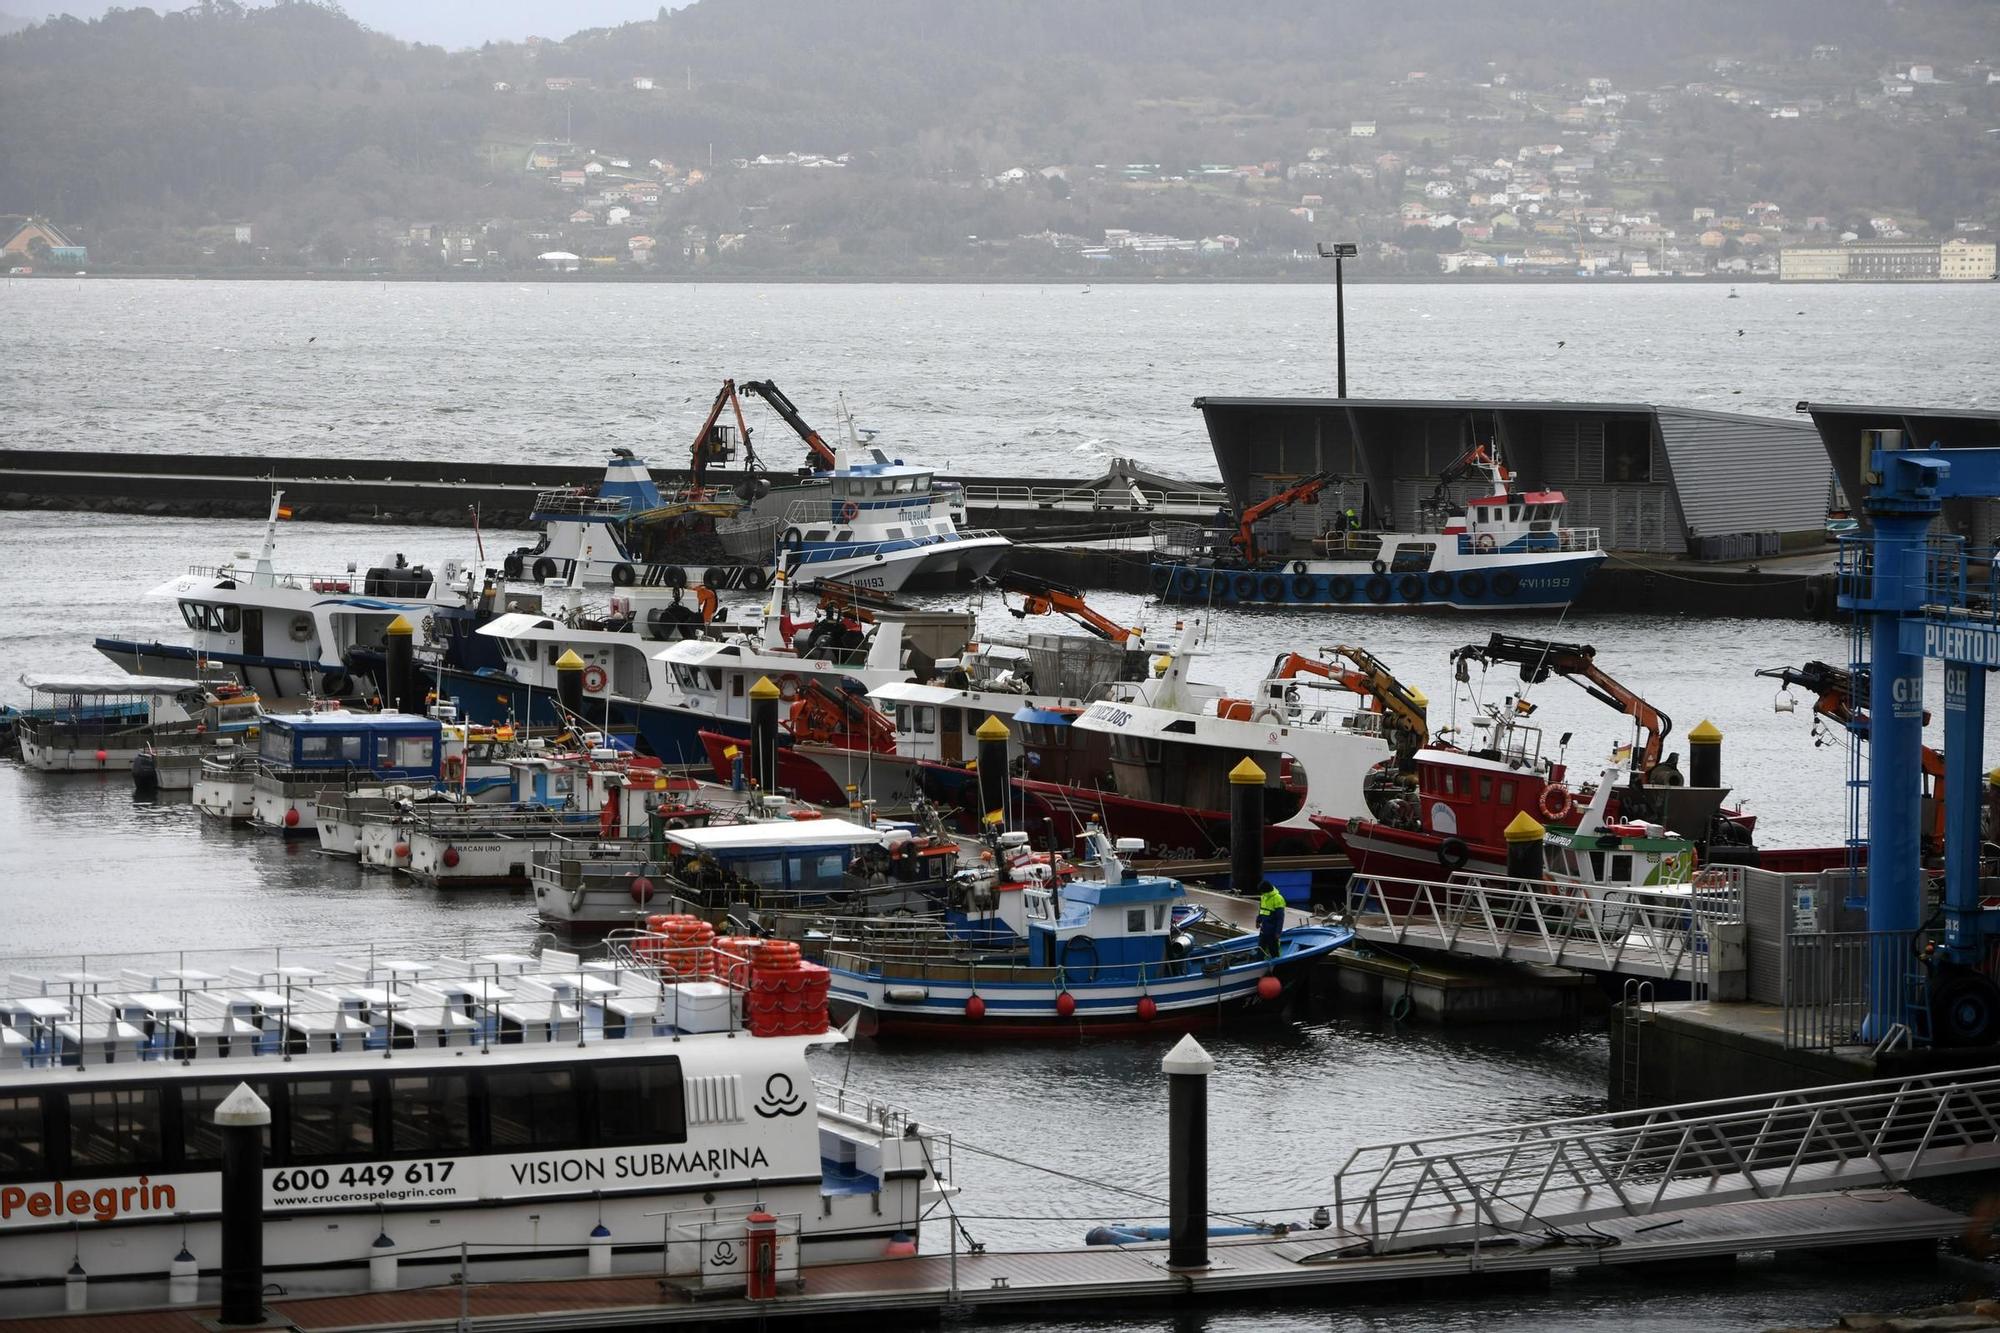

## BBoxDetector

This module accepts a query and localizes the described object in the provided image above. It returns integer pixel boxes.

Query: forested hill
[1,0,1994,276]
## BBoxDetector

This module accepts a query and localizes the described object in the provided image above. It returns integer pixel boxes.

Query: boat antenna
[467,503,485,565]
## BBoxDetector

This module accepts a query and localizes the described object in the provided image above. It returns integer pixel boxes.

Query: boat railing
[958,481,1227,513]
[402,804,611,836]
[820,932,1274,982]
[530,488,631,519]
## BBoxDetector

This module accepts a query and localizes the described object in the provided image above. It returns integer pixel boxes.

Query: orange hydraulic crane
[1453,633,1674,778]
[1758,661,1945,851]
[740,380,839,471]
[688,379,754,498]
[1000,572,1142,644]
[1232,472,1335,565]
[1272,647,1430,761]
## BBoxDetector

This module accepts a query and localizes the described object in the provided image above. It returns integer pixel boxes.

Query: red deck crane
[1231,472,1335,565]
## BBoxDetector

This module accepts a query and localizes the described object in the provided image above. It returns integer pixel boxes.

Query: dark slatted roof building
[1193,397,1830,557]
[1803,403,2000,547]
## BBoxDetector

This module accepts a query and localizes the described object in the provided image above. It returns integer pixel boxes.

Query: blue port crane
[1844,429,2000,1044]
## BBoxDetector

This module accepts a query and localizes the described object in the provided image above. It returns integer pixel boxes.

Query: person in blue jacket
[1256,881,1286,958]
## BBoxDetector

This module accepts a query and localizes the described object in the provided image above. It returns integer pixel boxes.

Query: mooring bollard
[1229,757,1265,896]
[1689,718,1722,788]
[975,714,1011,832]
[750,675,780,792]
[555,648,586,717]
[1504,810,1546,884]
[216,1082,272,1326]
[384,614,415,713]
[1163,1033,1215,1271]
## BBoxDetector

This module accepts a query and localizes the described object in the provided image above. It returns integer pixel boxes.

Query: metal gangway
[1322,1062,2000,1257]
[1344,870,1738,985]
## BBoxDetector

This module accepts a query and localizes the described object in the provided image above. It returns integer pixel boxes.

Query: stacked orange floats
[746,940,831,1036]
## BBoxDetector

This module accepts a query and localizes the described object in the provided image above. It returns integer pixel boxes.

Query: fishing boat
[93,494,496,701]
[0,938,950,1307]
[191,748,257,823]
[13,675,259,773]
[822,829,1352,1037]
[249,710,449,836]
[314,715,524,855]
[1150,442,1604,610]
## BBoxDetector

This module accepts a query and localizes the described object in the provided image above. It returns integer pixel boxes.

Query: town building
[1941,238,1998,281]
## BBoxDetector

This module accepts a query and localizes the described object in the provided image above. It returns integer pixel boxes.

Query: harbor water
[4,281,2000,1328]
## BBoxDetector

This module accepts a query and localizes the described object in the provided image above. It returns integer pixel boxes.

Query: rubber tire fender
[1152,566,1173,595]
[1290,575,1317,601]
[1292,560,1310,576]
[1457,571,1487,600]
[611,563,636,587]
[1427,571,1454,599]
[1491,571,1520,598]
[1327,575,1355,602]
[531,557,558,583]
[1259,574,1285,602]
[1233,572,1258,601]
[1371,558,1388,576]
[1398,573,1425,602]
[1438,837,1470,872]
[1364,575,1391,603]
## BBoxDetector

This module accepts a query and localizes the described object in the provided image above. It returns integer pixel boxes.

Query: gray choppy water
[4,282,1998,1329]
[2,279,1994,478]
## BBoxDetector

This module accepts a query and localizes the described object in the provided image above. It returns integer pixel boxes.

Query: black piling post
[1164,1034,1215,1271]
[555,648,585,718]
[384,614,414,712]
[1505,810,1546,884]
[976,713,1011,833]
[1230,756,1266,895]
[749,675,781,792]
[1688,719,1722,789]
[216,1082,272,1326]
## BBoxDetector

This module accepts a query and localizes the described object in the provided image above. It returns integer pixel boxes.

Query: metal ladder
[1616,978,1654,1109]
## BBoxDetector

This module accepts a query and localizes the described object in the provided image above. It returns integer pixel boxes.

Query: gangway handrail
[1331,1060,2000,1254]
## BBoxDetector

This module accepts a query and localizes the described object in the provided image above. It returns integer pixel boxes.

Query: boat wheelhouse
[250,711,444,836]
[772,447,1010,593]
[0,940,949,1311]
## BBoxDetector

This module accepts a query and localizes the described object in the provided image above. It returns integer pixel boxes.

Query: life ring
[441,754,465,783]
[1398,573,1425,602]
[1176,568,1199,594]
[840,500,859,522]
[1292,560,1310,576]
[1370,559,1388,576]
[1259,574,1285,602]
[1365,574,1391,603]
[1476,533,1497,553]
[1438,837,1470,871]
[531,558,558,582]
[582,664,609,693]
[1458,571,1487,600]
[1491,571,1520,598]
[780,527,805,551]
[1328,574,1355,602]
[1290,575,1317,601]
[1539,784,1577,822]
[503,553,524,579]
[778,674,802,700]
[1427,571,1454,599]
[665,816,689,830]
[288,614,313,643]
[1152,566,1173,595]
[611,563,636,587]
[1232,573,1258,601]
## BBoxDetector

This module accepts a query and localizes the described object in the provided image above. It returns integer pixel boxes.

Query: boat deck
[7,1188,1960,1332]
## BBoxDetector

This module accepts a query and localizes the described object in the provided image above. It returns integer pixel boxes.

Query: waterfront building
[1780,239,1989,281]
[1941,238,1998,281]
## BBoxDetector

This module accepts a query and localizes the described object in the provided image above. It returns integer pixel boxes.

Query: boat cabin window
[835,529,853,542]
[731,675,745,698]
[288,1078,378,1162]
[1611,853,1633,882]
[1588,851,1606,879]
[873,478,894,496]
[486,1067,577,1151]
[1498,780,1516,806]
[1478,777,1493,802]
[297,734,337,761]
[732,856,784,886]
[595,1059,688,1146]
[790,851,849,891]
[178,1082,275,1165]
[388,736,436,770]
[178,601,241,633]
[67,1087,163,1171]
[807,529,829,542]
[0,1093,46,1177]
[941,707,962,736]
[1127,909,1147,933]
[388,1074,474,1155]
[886,528,906,540]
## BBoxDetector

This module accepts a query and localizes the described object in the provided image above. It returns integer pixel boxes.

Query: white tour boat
[0,938,950,1311]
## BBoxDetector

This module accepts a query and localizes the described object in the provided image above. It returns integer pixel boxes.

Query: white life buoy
[288,614,314,643]
[582,664,609,693]
[1475,533,1498,554]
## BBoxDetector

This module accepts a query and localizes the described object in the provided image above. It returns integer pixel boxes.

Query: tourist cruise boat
[94,493,493,701]
[0,938,950,1308]
[1151,444,1604,610]
[13,675,260,773]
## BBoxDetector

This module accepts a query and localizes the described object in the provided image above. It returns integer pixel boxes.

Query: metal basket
[714,514,783,563]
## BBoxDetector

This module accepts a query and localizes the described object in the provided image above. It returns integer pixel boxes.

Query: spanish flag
[276,505,294,519]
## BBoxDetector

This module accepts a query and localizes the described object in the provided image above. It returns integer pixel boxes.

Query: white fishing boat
[400,749,663,888]
[192,749,257,823]
[0,937,950,1311]
[94,493,487,701]
[249,711,449,837]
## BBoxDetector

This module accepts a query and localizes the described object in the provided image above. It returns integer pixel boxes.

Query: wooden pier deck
[5,1188,1964,1332]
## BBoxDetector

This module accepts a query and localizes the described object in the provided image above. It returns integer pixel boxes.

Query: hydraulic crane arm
[1231,471,1334,565]
[1454,632,1673,775]
[1000,571,1141,644]
[688,379,755,498]
[740,380,838,471]
[1270,647,1429,758]
[1757,661,1944,783]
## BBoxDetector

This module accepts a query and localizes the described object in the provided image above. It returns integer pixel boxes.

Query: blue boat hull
[1151,554,1603,610]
